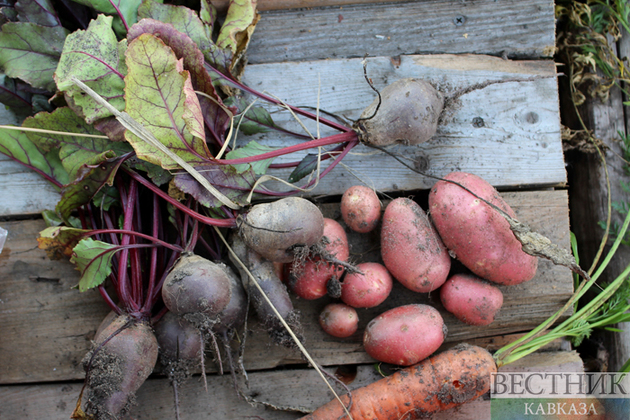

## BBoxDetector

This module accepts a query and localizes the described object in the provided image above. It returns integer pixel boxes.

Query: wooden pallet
[0,1,580,419]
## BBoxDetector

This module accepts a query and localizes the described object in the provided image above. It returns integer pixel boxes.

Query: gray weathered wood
[0,190,573,384]
[239,54,565,196]
[247,0,556,64]
[0,350,583,420]
[212,0,410,12]
[0,54,566,217]
[566,32,630,372]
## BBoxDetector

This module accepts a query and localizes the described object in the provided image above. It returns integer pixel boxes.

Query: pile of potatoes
[283,171,537,367]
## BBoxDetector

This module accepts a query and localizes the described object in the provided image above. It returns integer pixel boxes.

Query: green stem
[495,201,630,366]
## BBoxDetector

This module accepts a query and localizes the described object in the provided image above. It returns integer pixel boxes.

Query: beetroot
[83,314,158,420]
[355,78,444,146]
[154,311,203,372]
[161,254,232,327]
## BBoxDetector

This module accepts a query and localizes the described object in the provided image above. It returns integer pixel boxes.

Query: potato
[380,198,451,293]
[341,262,393,308]
[288,218,349,300]
[239,197,324,263]
[429,172,537,285]
[340,185,381,233]
[363,304,446,366]
[319,303,359,338]
[440,274,504,326]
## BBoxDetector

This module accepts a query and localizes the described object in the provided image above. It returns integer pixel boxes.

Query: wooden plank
[0,54,566,217]
[0,189,573,384]
[247,0,556,64]
[239,54,565,196]
[211,0,408,12]
[0,350,583,420]
[565,32,630,372]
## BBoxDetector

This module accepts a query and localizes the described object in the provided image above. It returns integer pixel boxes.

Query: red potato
[363,304,446,366]
[380,198,451,293]
[429,172,538,285]
[340,185,381,233]
[319,303,359,338]
[440,274,504,326]
[288,218,349,300]
[341,262,393,308]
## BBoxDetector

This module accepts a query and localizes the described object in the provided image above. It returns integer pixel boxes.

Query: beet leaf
[137,0,214,54]
[289,153,321,183]
[0,22,68,91]
[22,107,132,180]
[173,163,258,209]
[70,237,117,291]
[0,127,68,186]
[54,14,127,123]
[124,33,212,170]
[215,0,258,55]
[69,0,143,36]
[127,18,234,145]
[37,226,90,260]
[0,74,33,112]
[225,140,275,175]
[14,0,61,27]
[56,155,126,221]
[224,96,280,135]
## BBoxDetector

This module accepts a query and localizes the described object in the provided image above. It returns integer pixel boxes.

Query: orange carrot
[300,344,496,420]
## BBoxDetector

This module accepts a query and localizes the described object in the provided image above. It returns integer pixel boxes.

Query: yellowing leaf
[54,15,127,123]
[37,226,90,260]
[124,33,212,170]
[216,0,259,54]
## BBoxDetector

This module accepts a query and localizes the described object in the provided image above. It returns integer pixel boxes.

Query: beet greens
[0,1,374,418]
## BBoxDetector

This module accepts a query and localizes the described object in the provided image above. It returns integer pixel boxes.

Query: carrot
[299,344,496,420]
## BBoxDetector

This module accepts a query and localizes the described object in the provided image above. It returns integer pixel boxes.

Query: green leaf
[0,74,33,111]
[41,209,82,228]
[225,96,279,135]
[127,158,172,186]
[136,0,232,74]
[173,163,257,209]
[289,153,320,183]
[0,126,69,185]
[604,327,625,332]
[215,0,258,54]
[0,7,18,24]
[37,225,90,259]
[22,107,132,180]
[127,19,233,143]
[56,155,125,221]
[124,33,212,170]
[225,140,275,175]
[15,0,61,27]
[0,22,68,91]
[69,0,147,36]
[54,14,127,123]
[137,0,212,53]
[199,0,217,36]
[92,184,119,210]
[70,237,117,291]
